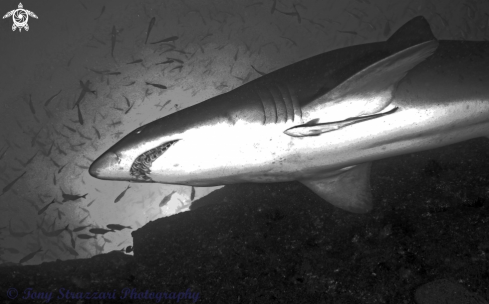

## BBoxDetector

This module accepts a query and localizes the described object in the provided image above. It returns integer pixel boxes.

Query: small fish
[28,94,36,115]
[76,163,90,170]
[337,30,364,38]
[159,191,176,207]
[126,59,143,65]
[88,68,110,75]
[0,171,26,197]
[190,186,195,200]
[67,54,75,66]
[384,21,391,37]
[125,101,135,115]
[161,100,172,109]
[2,247,20,254]
[24,151,38,167]
[90,35,106,45]
[251,65,266,76]
[123,95,131,107]
[77,234,96,239]
[62,191,88,202]
[79,207,89,214]
[73,225,90,232]
[66,238,77,253]
[63,124,77,133]
[280,36,298,47]
[53,172,56,185]
[110,26,117,58]
[167,57,183,64]
[76,104,84,125]
[108,120,122,127]
[73,80,95,109]
[106,224,131,231]
[9,220,32,238]
[292,4,301,23]
[87,199,96,207]
[114,185,130,203]
[82,155,95,162]
[151,35,179,44]
[89,228,114,235]
[92,126,101,139]
[38,199,56,215]
[0,146,9,160]
[155,59,174,65]
[169,65,183,73]
[70,142,85,149]
[58,163,67,174]
[94,5,105,20]
[50,157,60,168]
[56,144,67,156]
[145,17,155,44]
[145,82,167,89]
[30,127,44,147]
[41,224,68,237]
[200,33,213,41]
[79,214,89,224]
[78,130,93,141]
[123,81,136,86]
[47,142,54,156]
[19,247,42,264]
[44,90,62,107]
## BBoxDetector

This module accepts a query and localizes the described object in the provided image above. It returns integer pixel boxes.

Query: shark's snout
[89,151,119,179]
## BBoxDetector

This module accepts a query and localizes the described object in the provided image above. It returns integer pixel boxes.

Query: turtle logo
[3,3,38,32]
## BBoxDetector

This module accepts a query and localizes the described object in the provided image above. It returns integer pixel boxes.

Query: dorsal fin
[388,16,436,48]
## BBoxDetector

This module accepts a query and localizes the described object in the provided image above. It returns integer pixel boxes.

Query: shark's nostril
[89,151,118,178]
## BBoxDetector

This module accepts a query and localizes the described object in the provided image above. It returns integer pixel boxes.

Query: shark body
[89,17,489,213]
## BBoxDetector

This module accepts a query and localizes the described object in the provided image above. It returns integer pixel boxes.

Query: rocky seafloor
[1,138,489,304]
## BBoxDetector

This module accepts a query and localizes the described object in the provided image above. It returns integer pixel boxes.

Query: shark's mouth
[130,140,178,181]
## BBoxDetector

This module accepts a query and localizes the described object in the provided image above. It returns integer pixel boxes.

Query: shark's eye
[134,126,145,134]
[129,140,178,180]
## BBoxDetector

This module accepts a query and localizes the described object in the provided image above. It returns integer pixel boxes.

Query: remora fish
[89,17,489,213]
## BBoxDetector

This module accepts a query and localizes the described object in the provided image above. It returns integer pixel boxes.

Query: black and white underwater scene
[1,0,489,303]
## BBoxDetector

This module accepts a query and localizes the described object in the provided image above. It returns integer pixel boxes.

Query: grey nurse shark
[89,16,489,213]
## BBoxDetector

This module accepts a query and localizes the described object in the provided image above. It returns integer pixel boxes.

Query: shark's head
[88,90,278,186]
[89,101,207,184]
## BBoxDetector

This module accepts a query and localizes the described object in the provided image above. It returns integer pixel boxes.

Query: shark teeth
[130,140,178,180]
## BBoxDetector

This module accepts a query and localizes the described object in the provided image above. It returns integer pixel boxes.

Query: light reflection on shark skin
[90,16,489,214]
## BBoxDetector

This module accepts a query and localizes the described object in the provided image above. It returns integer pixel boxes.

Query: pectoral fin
[300,162,373,213]
[293,40,438,137]
[285,106,398,137]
